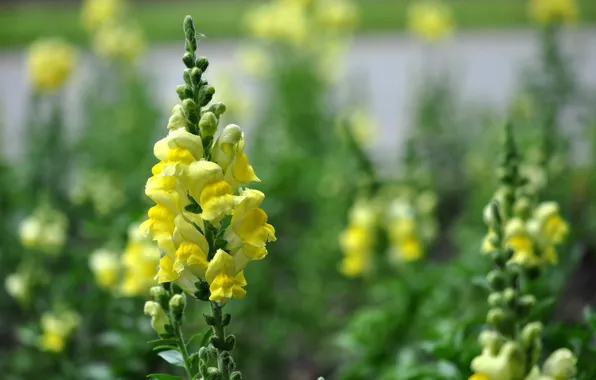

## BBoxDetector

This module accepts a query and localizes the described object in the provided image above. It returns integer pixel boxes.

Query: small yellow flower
[140,204,176,241]
[212,125,260,189]
[39,310,80,353]
[505,218,540,266]
[529,0,578,25]
[5,273,28,302]
[81,0,122,31]
[469,374,491,380]
[19,206,68,255]
[407,1,454,42]
[237,46,272,78]
[482,229,497,254]
[120,224,160,296]
[245,0,309,47]
[315,0,359,30]
[339,200,376,277]
[205,250,247,302]
[28,39,76,93]
[93,23,146,63]
[470,342,522,380]
[531,202,568,245]
[89,248,120,290]
[543,348,577,378]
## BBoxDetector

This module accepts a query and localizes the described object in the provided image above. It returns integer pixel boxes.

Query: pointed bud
[543,348,577,379]
[199,111,218,137]
[176,85,193,100]
[183,52,195,68]
[487,270,507,290]
[191,67,203,86]
[196,56,209,72]
[169,294,186,321]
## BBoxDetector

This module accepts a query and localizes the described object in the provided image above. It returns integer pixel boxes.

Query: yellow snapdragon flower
[530,202,568,245]
[27,39,76,93]
[39,310,80,352]
[89,248,120,290]
[93,22,146,63]
[121,223,160,296]
[245,0,309,47]
[81,0,122,31]
[387,199,426,262]
[315,0,358,30]
[407,1,454,42]
[19,206,68,255]
[339,200,376,276]
[205,249,247,303]
[529,0,578,25]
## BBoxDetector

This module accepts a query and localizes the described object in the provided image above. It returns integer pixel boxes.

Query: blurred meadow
[1,0,596,379]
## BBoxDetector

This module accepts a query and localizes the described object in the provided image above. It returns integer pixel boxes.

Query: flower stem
[172,317,194,380]
[210,301,231,380]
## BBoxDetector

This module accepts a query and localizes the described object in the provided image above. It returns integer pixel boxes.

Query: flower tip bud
[150,286,166,300]
[521,321,543,347]
[144,301,161,317]
[487,270,507,290]
[176,84,193,100]
[487,308,506,328]
[190,67,202,85]
[488,292,503,307]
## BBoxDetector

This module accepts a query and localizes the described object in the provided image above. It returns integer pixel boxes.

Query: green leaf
[152,345,180,352]
[148,338,178,345]
[147,374,183,380]
[157,350,185,367]
[200,329,213,348]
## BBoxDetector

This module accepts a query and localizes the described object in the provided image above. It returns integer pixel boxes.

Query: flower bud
[543,348,577,378]
[183,99,199,124]
[231,372,242,380]
[191,67,202,86]
[199,112,218,137]
[487,270,507,290]
[478,330,502,355]
[487,308,506,329]
[502,287,516,308]
[521,322,543,348]
[183,52,195,68]
[488,292,503,307]
[517,295,536,317]
[144,301,168,335]
[176,84,193,100]
[183,68,192,85]
[169,294,186,321]
[196,56,209,72]
[168,114,187,131]
[208,102,226,117]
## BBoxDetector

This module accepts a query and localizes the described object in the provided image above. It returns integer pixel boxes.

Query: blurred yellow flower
[19,206,68,255]
[315,0,359,30]
[89,248,120,290]
[39,310,80,352]
[529,0,578,25]
[5,273,28,302]
[237,46,272,78]
[27,39,76,93]
[339,200,376,277]
[93,23,146,63]
[505,218,539,266]
[530,202,568,245]
[81,0,122,31]
[245,0,309,47]
[407,1,454,42]
[121,223,160,296]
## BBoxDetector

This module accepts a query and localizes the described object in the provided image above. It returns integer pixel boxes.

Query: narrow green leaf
[152,345,180,352]
[200,329,213,348]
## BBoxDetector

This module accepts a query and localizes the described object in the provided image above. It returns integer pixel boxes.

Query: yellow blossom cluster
[140,56,275,303]
[339,200,376,277]
[482,201,568,267]
[88,222,160,296]
[39,310,80,353]
[81,0,146,63]
[529,0,578,25]
[339,189,437,277]
[242,0,357,80]
[27,39,76,93]
[387,191,437,263]
[407,1,454,42]
[19,205,68,255]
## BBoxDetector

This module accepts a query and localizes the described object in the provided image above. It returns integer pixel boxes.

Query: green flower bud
[199,111,218,137]
[183,68,192,85]
[487,308,507,329]
[190,67,202,86]
[222,313,232,326]
[183,99,199,125]
[224,335,236,351]
[502,287,516,308]
[169,294,186,321]
[488,292,504,307]
[487,270,507,290]
[176,85,193,100]
[196,56,209,72]
[207,367,221,380]
[543,348,577,379]
[183,52,195,69]
[144,301,168,335]
[521,322,543,348]
[150,286,165,300]
[208,102,227,117]
[478,330,502,355]
[167,114,187,131]
[231,372,242,380]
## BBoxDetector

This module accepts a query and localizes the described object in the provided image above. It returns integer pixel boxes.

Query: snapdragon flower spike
[140,15,275,303]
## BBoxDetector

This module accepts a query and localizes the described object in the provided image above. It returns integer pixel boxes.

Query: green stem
[210,301,231,380]
[173,318,194,380]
